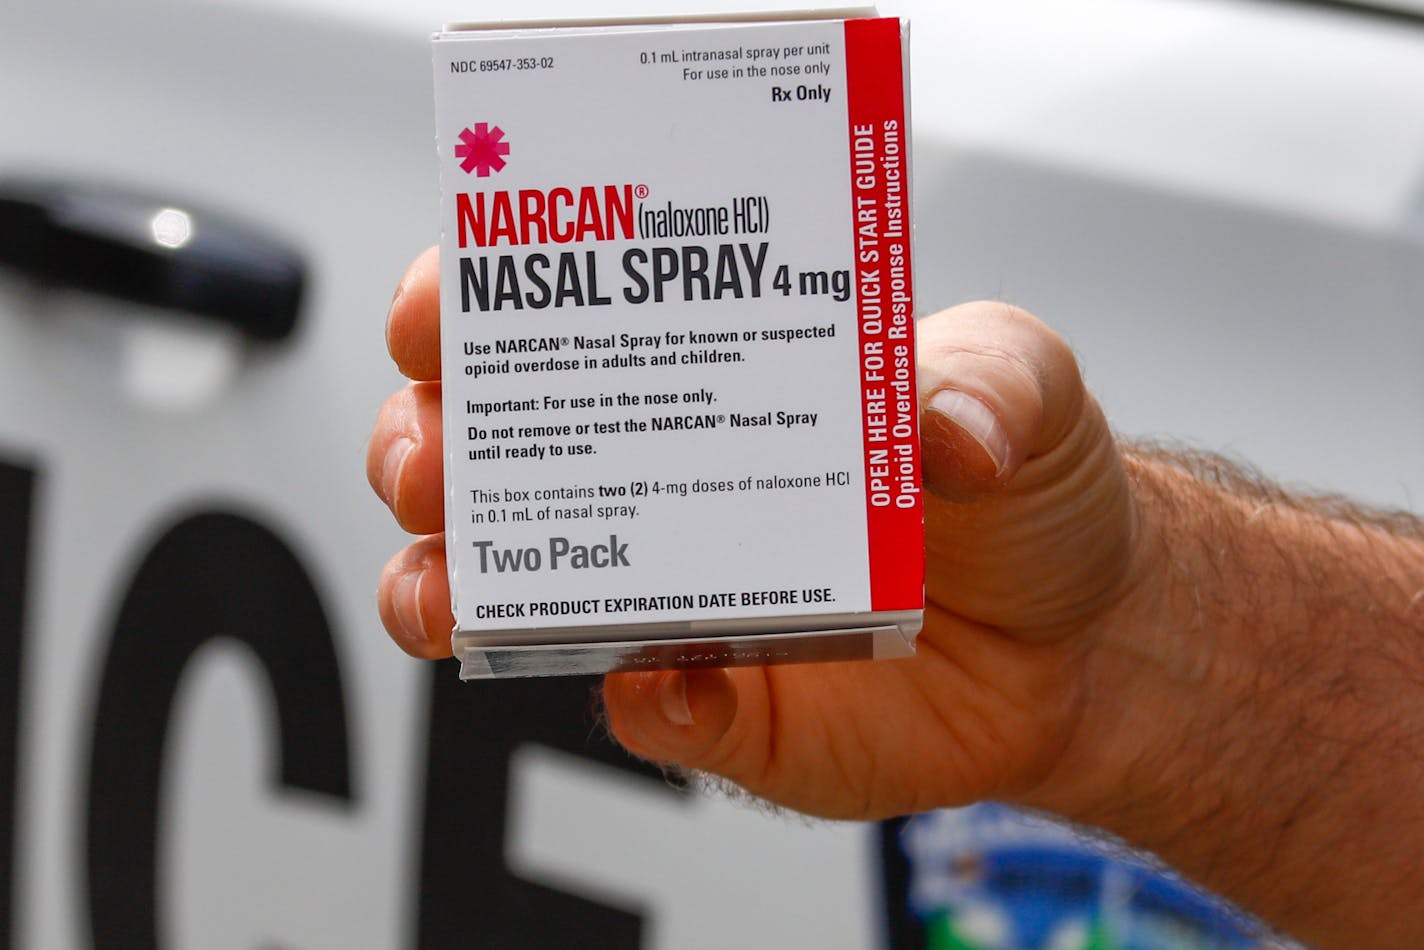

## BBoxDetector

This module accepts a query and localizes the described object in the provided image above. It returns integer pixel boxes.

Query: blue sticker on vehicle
[880,804,1268,950]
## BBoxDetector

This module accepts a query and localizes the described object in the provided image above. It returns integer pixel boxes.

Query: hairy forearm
[1041,446,1424,948]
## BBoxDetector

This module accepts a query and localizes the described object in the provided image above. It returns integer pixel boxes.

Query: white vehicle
[1,1,1421,948]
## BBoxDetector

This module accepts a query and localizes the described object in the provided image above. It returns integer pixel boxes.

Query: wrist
[1017,446,1424,946]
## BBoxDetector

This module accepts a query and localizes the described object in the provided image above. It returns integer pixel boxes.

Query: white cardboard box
[433,12,923,678]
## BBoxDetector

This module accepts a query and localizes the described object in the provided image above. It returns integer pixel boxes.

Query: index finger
[387,245,441,381]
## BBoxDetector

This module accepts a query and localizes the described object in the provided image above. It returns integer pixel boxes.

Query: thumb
[916,302,1086,501]
[916,302,1134,636]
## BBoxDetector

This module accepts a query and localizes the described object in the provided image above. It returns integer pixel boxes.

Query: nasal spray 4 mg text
[433,9,923,678]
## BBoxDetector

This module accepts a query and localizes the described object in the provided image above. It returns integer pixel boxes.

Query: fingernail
[381,437,415,506]
[658,672,695,726]
[928,389,1010,477]
[392,569,427,645]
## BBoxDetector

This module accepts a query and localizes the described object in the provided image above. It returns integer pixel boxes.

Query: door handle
[0,177,305,341]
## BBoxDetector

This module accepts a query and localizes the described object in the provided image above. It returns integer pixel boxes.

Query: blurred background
[1,0,1422,947]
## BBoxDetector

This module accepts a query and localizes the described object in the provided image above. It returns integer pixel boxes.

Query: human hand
[372,247,1424,945]
[605,295,1152,820]
[368,246,1151,821]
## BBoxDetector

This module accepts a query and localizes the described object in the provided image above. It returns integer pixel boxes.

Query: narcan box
[433,10,923,679]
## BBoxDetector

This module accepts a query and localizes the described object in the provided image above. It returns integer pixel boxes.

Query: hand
[604,298,1150,820]
[368,246,1148,821]
[372,248,1424,945]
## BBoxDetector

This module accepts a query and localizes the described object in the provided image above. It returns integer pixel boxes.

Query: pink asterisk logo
[455,122,510,176]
